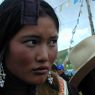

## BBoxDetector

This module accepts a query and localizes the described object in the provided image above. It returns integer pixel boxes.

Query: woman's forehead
[15,17,57,36]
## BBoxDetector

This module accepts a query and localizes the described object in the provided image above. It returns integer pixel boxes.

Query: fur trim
[36,72,63,95]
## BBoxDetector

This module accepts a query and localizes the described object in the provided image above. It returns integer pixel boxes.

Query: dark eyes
[48,39,57,47]
[22,38,39,47]
[22,38,57,47]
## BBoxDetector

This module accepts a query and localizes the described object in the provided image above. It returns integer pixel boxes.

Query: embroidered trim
[58,77,69,95]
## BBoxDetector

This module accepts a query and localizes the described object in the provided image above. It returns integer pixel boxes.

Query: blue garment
[56,64,64,70]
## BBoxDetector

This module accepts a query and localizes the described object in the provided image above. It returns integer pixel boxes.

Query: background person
[52,64,70,81]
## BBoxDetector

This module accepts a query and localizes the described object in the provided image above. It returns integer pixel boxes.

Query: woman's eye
[49,39,57,47]
[23,39,39,47]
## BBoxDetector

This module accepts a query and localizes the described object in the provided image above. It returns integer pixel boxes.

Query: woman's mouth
[32,66,49,75]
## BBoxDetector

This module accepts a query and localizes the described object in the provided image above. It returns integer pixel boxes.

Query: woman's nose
[36,45,49,63]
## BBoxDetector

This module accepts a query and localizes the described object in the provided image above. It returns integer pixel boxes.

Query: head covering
[68,35,95,88]
[56,64,64,70]
[0,0,59,53]
[21,0,39,25]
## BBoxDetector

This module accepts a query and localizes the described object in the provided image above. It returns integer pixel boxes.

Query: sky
[45,0,95,51]
[0,0,95,51]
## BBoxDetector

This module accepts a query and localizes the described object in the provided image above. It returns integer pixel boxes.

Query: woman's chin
[25,76,47,85]
[33,77,47,85]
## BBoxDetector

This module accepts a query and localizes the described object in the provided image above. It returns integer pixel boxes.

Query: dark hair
[0,0,59,53]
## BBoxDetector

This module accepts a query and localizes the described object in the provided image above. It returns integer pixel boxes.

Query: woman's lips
[32,66,50,75]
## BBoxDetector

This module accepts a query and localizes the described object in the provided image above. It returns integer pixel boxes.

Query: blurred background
[44,0,95,77]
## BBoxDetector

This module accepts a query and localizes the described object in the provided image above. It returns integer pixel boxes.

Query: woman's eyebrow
[21,35,42,39]
[50,35,58,39]
[21,35,58,41]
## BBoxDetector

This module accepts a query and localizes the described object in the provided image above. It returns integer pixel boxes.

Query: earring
[48,71,53,84]
[0,62,6,87]
[0,49,6,88]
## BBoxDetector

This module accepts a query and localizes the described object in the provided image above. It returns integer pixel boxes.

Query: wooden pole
[85,0,95,35]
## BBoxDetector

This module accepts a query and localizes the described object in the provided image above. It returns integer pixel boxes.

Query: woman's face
[5,16,58,85]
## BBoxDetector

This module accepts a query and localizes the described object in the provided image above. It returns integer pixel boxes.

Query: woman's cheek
[49,48,58,64]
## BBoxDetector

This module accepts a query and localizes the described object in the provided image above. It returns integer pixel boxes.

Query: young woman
[0,0,79,95]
